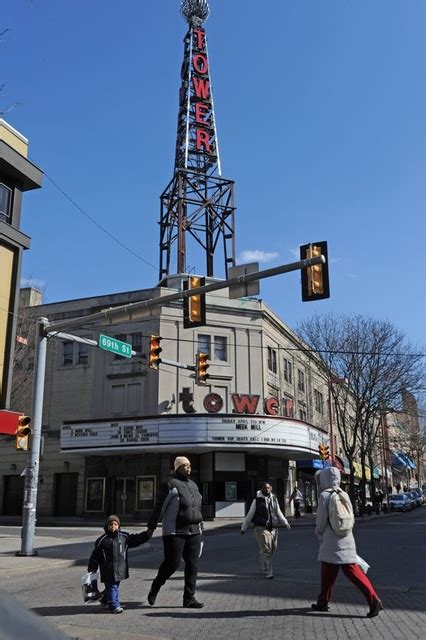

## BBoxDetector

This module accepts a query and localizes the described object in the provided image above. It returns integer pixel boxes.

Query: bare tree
[10,313,36,414]
[298,314,425,506]
[1,28,19,115]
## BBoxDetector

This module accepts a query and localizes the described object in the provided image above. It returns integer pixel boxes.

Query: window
[284,358,292,383]
[114,333,128,359]
[130,332,143,354]
[127,383,142,413]
[0,183,12,223]
[62,341,74,365]
[198,334,211,356]
[297,369,305,392]
[77,342,89,365]
[314,389,324,414]
[111,384,125,414]
[299,406,307,422]
[198,334,228,362]
[214,336,227,362]
[267,347,277,373]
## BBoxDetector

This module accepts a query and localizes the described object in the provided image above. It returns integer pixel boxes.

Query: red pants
[317,562,378,607]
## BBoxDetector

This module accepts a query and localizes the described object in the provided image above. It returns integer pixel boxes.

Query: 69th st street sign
[98,334,132,358]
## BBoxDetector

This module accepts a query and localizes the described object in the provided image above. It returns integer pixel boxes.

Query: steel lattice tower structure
[159,0,236,281]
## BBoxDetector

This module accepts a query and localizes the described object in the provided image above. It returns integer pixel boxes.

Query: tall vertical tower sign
[159,0,236,281]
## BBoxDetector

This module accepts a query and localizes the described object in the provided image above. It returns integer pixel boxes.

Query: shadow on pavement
[31,601,145,616]
[144,608,367,619]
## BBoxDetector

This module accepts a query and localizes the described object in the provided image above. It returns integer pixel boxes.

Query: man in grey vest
[241,481,291,578]
[146,456,204,608]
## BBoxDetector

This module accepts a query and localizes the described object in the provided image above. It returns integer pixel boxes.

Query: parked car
[410,487,424,506]
[389,494,411,512]
[403,492,417,510]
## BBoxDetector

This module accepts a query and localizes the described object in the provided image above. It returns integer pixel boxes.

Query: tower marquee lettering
[191,28,213,154]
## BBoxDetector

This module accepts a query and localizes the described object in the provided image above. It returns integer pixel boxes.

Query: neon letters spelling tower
[158,0,236,281]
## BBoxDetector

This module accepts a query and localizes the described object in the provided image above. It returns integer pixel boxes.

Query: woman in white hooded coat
[312,467,383,618]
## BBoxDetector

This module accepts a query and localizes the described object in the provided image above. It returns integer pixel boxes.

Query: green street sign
[98,334,132,359]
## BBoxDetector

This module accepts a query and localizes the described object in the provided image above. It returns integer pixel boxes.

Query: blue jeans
[104,581,121,610]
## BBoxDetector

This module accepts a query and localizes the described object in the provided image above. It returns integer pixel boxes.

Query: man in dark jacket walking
[146,456,204,608]
[88,515,149,613]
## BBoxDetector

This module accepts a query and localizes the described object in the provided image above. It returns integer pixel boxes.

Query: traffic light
[183,276,206,328]
[16,415,31,451]
[318,443,330,461]
[300,241,330,302]
[195,352,209,385]
[148,335,162,370]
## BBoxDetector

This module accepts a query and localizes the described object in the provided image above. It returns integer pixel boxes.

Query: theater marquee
[61,414,325,458]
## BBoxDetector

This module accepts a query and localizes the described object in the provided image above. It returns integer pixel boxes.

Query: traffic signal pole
[45,255,326,334]
[17,318,48,556]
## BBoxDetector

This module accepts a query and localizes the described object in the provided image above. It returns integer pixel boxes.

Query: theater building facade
[0,277,331,520]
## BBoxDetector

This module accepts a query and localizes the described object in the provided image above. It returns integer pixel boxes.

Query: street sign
[228,263,260,299]
[98,334,132,359]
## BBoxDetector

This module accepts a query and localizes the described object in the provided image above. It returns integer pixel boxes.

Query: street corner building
[1,282,331,521]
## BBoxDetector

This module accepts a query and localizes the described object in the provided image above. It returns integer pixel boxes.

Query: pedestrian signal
[195,352,209,385]
[318,443,330,461]
[149,335,162,370]
[300,241,330,302]
[16,415,31,451]
[183,276,206,329]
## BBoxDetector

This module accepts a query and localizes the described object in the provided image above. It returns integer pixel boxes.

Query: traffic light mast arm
[45,255,326,333]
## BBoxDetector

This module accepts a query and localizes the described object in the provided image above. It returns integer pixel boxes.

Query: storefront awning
[391,451,412,468]
[398,452,417,469]
[335,455,350,474]
[352,461,371,480]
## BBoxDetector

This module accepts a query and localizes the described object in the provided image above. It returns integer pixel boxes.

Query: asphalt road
[1,508,425,640]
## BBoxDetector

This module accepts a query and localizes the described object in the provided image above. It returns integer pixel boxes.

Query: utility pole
[16,318,48,556]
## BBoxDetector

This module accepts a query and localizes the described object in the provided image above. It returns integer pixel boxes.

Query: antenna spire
[181,0,210,26]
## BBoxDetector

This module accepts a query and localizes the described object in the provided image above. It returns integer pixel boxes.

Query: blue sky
[3,0,425,348]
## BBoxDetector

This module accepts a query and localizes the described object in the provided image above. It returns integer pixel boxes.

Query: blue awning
[297,459,331,470]
[391,452,407,467]
[398,453,417,469]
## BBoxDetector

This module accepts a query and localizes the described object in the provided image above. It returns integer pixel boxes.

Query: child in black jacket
[88,514,149,613]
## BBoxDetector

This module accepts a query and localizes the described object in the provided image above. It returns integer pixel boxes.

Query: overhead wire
[44,172,158,271]
[2,305,426,359]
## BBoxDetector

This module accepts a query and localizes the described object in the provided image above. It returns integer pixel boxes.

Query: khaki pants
[254,527,278,577]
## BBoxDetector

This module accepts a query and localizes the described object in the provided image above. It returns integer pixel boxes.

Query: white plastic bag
[356,555,370,574]
[80,572,101,603]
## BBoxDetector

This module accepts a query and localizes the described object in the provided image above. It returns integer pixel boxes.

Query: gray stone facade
[0,278,333,520]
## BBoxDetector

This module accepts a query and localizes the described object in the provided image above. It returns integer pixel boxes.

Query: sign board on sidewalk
[98,334,132,359]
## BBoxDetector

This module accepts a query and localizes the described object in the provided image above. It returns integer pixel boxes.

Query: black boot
[183,597,204,609]
[366,598,383,618]
[147,582,161,606]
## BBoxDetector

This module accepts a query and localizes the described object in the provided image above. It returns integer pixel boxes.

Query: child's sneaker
[110,607,124,614]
